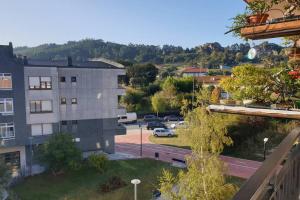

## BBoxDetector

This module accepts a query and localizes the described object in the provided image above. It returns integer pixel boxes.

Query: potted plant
[246,0,272,24]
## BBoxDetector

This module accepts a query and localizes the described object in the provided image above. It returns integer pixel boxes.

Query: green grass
[149,133,191,150]
[13,159,179,200]
[12,159,245,200]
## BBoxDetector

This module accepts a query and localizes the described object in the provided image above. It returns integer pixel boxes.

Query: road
[115,127,262,179]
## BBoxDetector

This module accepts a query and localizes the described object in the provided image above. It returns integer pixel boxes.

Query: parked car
[163,115,180,122]
[146,121,167,130]
[144,115,160,122]
[170,121,186,129]
[152,128,175,137]
[118,112,137,124]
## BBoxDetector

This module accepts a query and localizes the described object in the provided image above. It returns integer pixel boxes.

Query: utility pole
[139,123,142,157]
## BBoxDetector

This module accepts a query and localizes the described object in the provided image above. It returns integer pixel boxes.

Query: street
[115,125,262,179]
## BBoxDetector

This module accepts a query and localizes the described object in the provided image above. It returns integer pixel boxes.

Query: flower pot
[247,14,269,25]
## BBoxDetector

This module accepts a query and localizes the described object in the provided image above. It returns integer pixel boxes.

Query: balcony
[232,127,300,200]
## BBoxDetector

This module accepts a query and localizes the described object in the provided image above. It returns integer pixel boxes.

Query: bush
[99,176,127,193]
[88,154,108,173]
[38,134,82,175]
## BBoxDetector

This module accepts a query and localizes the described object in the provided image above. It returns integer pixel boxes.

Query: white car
[153,128,175,137]
[170,121,185,129]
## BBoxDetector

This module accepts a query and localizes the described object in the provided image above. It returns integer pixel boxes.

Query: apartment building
[0,43,126,176]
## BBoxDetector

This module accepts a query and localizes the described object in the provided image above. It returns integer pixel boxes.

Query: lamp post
[131,179,141,200]
[139,123,142,157]
[28,136,33,176]
[263,137,269,160]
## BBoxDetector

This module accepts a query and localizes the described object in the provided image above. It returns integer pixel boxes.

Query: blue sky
[0,0,278,48]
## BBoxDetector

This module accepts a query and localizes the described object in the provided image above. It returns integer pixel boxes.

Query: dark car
[144,115,160,122]
[164,115,180,122]
[146,121,167,130]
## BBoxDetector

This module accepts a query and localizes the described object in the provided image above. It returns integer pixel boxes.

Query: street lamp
[263,137,269,160]
[131,179,141,200]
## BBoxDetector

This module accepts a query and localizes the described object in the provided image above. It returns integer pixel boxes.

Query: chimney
[8,42,13,58]
[67,56,72,66]
[23,56,28,65]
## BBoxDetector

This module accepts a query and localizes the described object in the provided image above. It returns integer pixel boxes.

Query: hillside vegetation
[14,39,287,68]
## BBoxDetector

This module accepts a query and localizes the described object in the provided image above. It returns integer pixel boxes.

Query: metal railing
[232,127,300,200]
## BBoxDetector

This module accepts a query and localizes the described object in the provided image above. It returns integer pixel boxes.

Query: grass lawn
[12,158,244,200]
[13,159,178,200]
[149,133,191,150]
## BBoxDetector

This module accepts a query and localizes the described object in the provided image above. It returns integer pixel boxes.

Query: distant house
[181,67,208,77]
[196,75,228,87]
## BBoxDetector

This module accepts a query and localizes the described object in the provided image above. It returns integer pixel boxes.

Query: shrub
[38,134,82,175]
[88,154,108,173]
[99,176,127,193]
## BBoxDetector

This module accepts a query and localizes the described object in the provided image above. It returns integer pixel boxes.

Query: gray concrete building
[0,43,126,176]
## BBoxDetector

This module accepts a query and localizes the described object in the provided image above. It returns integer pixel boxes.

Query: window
[71,120,78,133]
[71,98,77,104]
[0,123,15,139]
[61,121,68,132]
[29,76,51,89]
[30,100,52,113]
[71,76,77,83]
[0,98,13,114]
[60,77,66,82]
[60,97,66,105]
[0,73,12,89]
[31,124,53,136]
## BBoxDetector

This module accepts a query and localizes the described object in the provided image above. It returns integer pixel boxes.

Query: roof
[25,59,124,69]
[196,75,228,84]
[182,67,208,73]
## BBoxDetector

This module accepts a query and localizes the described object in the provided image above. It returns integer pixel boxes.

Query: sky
[0,0,280,48]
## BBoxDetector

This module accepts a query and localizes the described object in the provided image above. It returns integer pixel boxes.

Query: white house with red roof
[181,66,208,77]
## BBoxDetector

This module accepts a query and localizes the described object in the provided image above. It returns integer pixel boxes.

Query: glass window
[30,100,52,113]
[60,77,66,82]
[60,98,66,105]
[0,98,13,114]
[0,73,12,89]
[31,124,42,136]
[42,124,53,135]
[31,124,53,136]
[71,120,78,133]
[71,98,77,104]
[29,76,51,89]
[41,101,52,112]
[0,123,15,139]
[61,121,67,125]
[71,76,77,83]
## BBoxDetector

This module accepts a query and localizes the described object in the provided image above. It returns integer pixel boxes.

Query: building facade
[0,43,126,176]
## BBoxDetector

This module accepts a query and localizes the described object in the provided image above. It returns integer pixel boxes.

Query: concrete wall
[58,68,125,121]
[24,67,60,125]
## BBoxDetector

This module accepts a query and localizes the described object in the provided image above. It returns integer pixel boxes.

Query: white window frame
[28,76,52,90]
[30,100,52,113]
[0,73,12,90]
[31,123,53,136]
[0,98,13,115]
[0,123,15,139]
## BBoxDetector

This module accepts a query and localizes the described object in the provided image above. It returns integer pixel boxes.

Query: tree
[211,87,222,104]
[38,134,82,175]
[151,92,168,116]
[126,63,158,87]
[159,108,237,200]
[220,64,272,103]
[0,160,9,199]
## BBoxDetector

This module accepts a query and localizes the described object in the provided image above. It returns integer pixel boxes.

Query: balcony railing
[232,127,300,200]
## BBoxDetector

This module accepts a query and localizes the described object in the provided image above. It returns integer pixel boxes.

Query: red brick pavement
[115,129,262,179]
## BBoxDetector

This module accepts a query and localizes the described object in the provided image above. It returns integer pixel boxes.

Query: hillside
[14,39,287,68]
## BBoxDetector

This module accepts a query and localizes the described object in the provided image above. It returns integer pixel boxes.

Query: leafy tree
[126,63,158,87]
[151,92,168,116]
[121,88,145,111]
[0,160,10,199]
[159,108,237,200]
[211,87,222,104]
[220,64,272,103]
[38,134,82,175]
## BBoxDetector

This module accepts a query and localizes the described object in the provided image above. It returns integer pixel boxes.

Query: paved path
[115,129,262,179]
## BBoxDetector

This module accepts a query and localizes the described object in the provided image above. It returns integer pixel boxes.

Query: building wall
[58,68,125,120]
